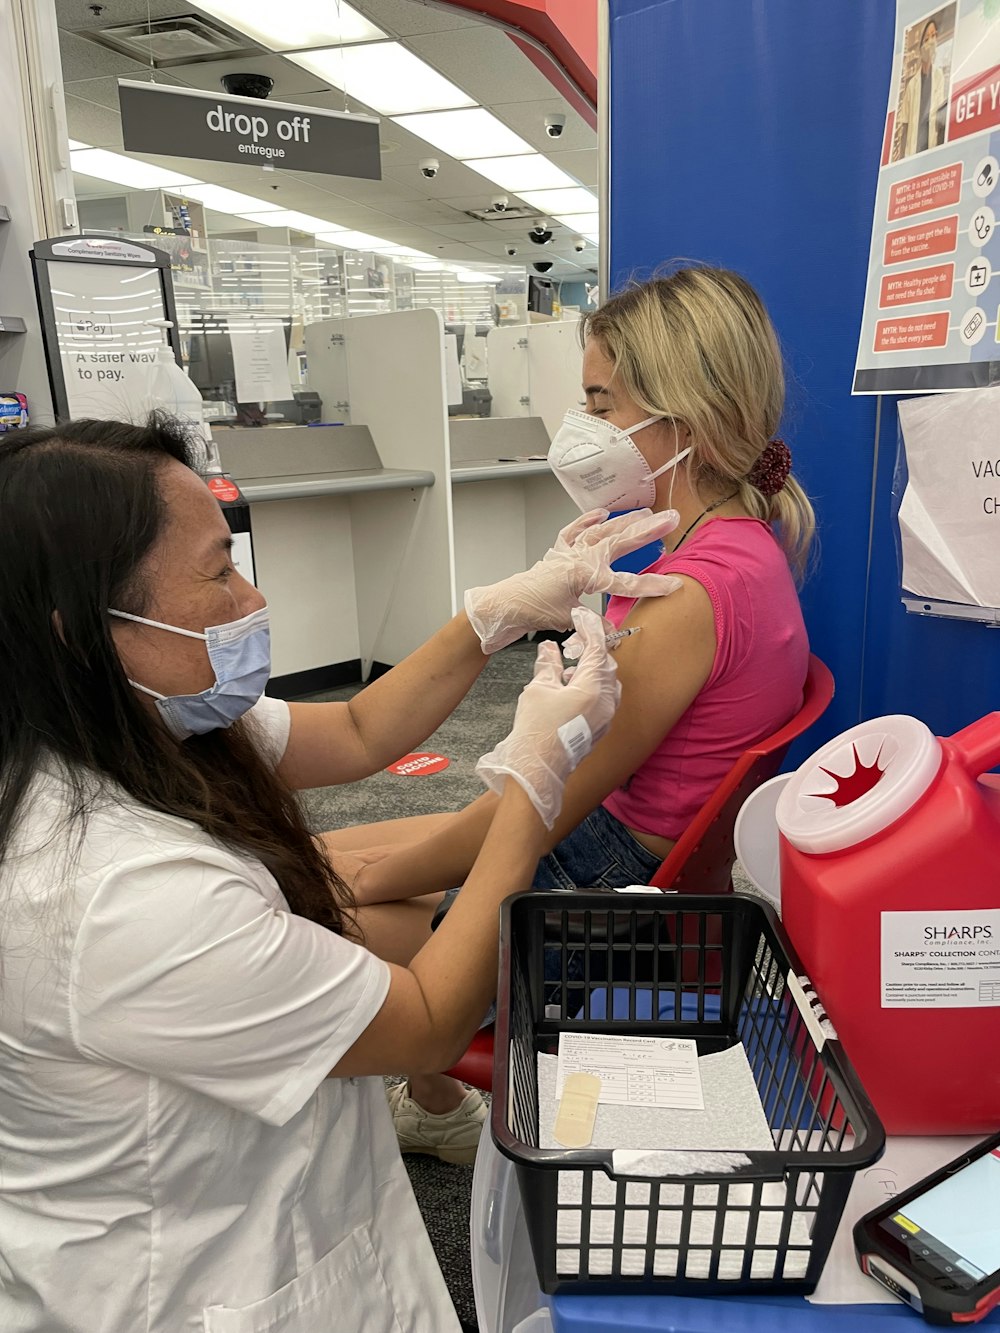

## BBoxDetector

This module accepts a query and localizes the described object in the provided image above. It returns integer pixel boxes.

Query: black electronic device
[528,275,554,315]
[448,385,492,418]
[854,1131,1000,1325]
[184,310,236,393]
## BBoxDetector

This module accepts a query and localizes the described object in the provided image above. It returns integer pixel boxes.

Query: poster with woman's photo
[855,0,1000,393]
[890,5,957,162]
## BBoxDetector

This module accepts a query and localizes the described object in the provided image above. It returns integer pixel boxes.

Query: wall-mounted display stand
[0,204,27,338]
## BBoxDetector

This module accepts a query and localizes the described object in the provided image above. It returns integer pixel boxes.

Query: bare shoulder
[618,574,716,661]
[605,574,717,731]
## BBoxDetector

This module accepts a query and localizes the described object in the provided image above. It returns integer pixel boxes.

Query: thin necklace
[671,490,740,552]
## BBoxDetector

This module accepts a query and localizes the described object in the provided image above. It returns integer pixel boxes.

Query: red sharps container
[776,713,1000,1134]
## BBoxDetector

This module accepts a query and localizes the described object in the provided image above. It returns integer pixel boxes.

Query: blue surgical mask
[108,605,271,740]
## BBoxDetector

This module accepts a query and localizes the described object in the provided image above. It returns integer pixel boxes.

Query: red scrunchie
[748,438,791,498]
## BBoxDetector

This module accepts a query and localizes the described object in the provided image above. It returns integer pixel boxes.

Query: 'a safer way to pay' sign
[118,80,381,180]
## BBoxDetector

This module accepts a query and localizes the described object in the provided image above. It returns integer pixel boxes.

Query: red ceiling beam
[433,1,598,128]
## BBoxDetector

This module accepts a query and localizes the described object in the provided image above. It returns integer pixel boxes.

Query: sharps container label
[881,910,1000,1007]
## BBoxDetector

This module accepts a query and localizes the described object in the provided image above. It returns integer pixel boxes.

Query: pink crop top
[602,517,808,842]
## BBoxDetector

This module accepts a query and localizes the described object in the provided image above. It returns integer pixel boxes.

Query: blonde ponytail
[734,474,815,583]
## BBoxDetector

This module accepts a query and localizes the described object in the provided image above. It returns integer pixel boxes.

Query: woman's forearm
[355,792,500,903]
[346,613,489,772]
[332,782,546,1077]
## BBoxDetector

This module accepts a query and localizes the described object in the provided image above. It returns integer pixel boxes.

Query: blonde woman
[326,266,816,1159]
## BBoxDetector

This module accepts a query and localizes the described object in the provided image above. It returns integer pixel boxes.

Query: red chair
[445,654,835,1091]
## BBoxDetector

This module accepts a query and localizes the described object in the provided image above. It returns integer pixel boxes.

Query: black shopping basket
[491,892,885,1297]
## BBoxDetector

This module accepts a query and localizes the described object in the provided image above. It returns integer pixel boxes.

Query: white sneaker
[387,1081,486,1165]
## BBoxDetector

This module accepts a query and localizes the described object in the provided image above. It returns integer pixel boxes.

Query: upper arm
[547,574,717,845]
[277,701,374,789]
[329,962,457,1077]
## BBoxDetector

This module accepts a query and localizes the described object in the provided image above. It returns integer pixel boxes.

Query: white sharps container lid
[775,715,942,856]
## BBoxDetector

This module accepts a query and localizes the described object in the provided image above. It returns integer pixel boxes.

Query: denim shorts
[533,802,664,891]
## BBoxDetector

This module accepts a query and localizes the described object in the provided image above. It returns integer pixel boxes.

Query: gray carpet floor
[295,641,762,1331]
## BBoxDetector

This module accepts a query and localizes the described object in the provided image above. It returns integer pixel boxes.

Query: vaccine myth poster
[854,0,1000,392]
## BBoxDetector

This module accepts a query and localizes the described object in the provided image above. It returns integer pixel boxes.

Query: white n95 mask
[548,408,691,512]
[108,605,271,740]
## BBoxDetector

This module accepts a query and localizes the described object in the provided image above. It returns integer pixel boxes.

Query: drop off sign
[118,79,381,180]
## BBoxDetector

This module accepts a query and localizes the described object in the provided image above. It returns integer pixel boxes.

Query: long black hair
[0,416,352,934]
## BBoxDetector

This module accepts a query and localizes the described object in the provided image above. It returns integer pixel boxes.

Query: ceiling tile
[58,29,154,81]
[65,95,126,150]
[486,99,598,154]
[350,0,480,36]
[426,221,489,241]
[406,28,555,106]
[63,72,188,112]
[57,0,192,31]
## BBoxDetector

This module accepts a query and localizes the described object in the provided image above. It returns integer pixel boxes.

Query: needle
[605,626,641,648]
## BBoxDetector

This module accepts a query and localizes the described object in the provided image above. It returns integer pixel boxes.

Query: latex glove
[476,606,621,829]
[464,507,682,653]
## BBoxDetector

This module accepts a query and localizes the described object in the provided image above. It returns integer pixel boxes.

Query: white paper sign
[897,386,1000,608]
[47,259,166,422]
[882,909,1000,1007]
[230,317,293,404]
[556,1033,705,1109]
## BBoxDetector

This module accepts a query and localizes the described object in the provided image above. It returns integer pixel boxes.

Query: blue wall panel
[607,0,898,751]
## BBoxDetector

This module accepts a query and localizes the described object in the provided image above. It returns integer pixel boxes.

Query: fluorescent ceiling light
[392,108,531,160]
[290,43,473,116]
[182,185,282,214]
[583,233,599,245]
[70,148,198,191]
[316,229,393,250]
[517,187,599,215]
[465,153,576,193]
[239,209,345,232]
[191,0,384,51]
[67,138,89,151]
[555,211,599,234]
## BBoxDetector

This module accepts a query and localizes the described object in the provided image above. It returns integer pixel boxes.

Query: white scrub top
[0,697,461,1333]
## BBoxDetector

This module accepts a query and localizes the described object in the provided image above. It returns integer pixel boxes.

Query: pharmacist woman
[0,416,674,1333]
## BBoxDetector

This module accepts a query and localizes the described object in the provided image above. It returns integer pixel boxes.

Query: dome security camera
[533,260,554,273]
[419,158,440,179]
[505,244,518,257]
[528,220,553,245]
[573,236,587,253]
[221,72,274,99]
[544,113,566,139]
[491,194,509,213]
